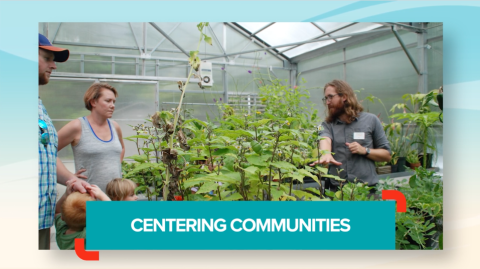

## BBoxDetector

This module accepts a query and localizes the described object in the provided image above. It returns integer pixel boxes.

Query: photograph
[38,21,443,250]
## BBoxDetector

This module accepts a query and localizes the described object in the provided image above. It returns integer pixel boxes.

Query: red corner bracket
[75,238,99,261]
[382,190,406,212]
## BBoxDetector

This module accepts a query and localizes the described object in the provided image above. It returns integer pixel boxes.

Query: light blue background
[0,0,475,267]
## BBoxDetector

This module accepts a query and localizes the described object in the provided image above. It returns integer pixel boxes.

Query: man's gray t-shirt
[319,112,391,186]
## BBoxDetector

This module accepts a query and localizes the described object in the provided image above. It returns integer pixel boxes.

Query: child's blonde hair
[106,178,136,201]
[62,192,95,231]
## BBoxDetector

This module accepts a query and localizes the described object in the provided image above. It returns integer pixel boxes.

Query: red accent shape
[382,190,406,212]
[75,238,99,261]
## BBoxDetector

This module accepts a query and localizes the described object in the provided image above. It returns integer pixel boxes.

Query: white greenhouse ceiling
[234,22,385,58]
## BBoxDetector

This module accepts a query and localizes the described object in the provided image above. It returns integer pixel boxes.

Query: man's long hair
[324,80,363,124]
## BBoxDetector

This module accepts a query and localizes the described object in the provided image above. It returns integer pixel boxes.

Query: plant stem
[163,25,205,201]
[423,127,428,168]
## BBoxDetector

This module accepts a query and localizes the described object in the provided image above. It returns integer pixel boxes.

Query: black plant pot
[391,163,399,173]
[437,93,443,111]
[397,157,407,172]
[418,153,433,168]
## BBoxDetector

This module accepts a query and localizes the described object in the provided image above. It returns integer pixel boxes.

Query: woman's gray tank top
[72,117,122,192]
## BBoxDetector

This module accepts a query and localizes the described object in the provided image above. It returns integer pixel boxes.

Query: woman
[57,83,125,192]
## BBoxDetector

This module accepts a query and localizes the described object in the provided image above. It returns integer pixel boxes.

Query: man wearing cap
[38,33,90,249]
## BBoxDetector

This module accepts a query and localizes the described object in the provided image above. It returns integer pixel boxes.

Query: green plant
[324,180,376,201]
[406,149,420,164]
[179,80,327,201]
[375,161,388,168]
[122,121,166,200]
[378,167,443,249]
[390,90,441,168]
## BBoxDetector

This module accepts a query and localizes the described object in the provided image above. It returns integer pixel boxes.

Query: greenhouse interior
[39,22,443,250]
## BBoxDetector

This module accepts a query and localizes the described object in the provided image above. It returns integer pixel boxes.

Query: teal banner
[86,201,395,250]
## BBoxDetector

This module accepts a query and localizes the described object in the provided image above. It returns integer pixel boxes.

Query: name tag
[354,132,365,140]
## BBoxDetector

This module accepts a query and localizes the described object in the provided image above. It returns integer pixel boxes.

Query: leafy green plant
[122,121,166,200]
[324,180,376,201]
[378,167,443,249]
[406,149,420,164]
[390,90,441,168]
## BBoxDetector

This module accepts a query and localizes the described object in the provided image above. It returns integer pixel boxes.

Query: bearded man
[38,33,90,249]
[310,79,391,192]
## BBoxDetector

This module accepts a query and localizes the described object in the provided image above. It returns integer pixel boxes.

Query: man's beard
[39,73,49,85]
[326,102,345,123]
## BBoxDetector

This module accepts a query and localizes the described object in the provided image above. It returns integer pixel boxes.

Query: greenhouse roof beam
[298,33,439,75]
[279,22,357,54]
[207,24,230,62]
[252,22,275,36]
[62,52,293,70]
[391,26,421,75]
[384,22,426,33]
[203,27,390,61]
[150,23,181,55]
[233,38,255,61]
[129,23,144,56]
[52,72,201,83]
[300,42,418,74]
[226,22,288,62]
[52,23,62,43]
[290,28,392,63]
[149,22,189,57]
[54,41,257,60]
[310,22,338,42]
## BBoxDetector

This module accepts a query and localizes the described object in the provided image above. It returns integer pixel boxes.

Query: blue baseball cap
[39,33,69,62]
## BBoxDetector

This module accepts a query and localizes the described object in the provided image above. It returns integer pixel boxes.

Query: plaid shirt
[38,98,58,230]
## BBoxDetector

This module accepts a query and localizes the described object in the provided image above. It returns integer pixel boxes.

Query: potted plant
[407,149,421,169]
[390,90,441,168]
[375,161,391,174]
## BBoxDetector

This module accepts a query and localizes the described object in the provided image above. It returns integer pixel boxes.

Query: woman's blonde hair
[62,192,95,231]
[106,178,136,201]
[83,82,118,111]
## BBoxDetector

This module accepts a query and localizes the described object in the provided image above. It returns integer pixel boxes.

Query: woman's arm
[56,119,89,192]
[57,119,82,151]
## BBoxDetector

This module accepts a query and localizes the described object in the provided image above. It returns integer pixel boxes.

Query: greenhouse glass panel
[41,80,96,120]
[346,31,416,60]
[55,54,81,73]
[54,23,137,48]
[237,22,272,33]
[299,65,345,117]
[284,39,336,58]
[157,61,188,78]
[297,49,344,73]
[107,82,157,120]
[84,55,114,74]
[332,23,383,38]
[427,23,443,39]
[428,40,443,91]
[314,22,353,33]
[114,62,138,76]
[225,65,259,95]
[257,22,322,48]
[345,50,418,123]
